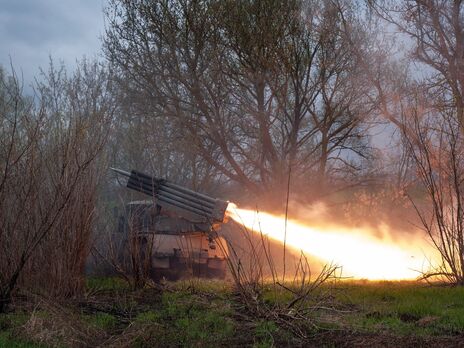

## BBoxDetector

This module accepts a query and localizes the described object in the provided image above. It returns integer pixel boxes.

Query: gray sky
[0,0,106,89]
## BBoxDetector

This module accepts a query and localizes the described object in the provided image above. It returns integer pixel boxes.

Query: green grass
[135,310,162,323]
[0,331,45,348]
[329,281,464,335]
[0,312,29,329]
[253,320,278,347]
[82,312,118,330]
[3,279,464,346]
[132,291,236,347]
[86,276,129,291]
[0,313,44,348]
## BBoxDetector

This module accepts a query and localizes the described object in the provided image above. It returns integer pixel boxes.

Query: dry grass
[218,214,342,340]
[20,300,105,347]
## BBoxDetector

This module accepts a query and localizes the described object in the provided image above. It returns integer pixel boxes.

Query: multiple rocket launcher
[110,168,229,224]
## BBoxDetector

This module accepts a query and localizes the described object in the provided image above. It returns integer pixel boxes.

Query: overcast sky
[0,0,106,89]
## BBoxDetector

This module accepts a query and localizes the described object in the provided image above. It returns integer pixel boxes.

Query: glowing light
[226,204,438,280]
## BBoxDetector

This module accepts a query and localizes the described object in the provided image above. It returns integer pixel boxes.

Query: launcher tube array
[111,168,229,223]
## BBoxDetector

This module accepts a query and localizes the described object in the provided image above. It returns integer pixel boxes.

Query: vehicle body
[113,169,230,280]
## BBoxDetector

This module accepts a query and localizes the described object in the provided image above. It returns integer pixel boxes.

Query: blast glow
[227,204,437,280]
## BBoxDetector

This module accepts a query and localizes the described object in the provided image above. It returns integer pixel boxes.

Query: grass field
[1,278,464,347]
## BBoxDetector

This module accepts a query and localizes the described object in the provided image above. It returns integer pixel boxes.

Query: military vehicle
[112,168,230,280]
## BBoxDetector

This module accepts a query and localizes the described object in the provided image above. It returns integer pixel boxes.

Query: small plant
[0,331,45,348]
[253,320,278,347]
[135,310,161,324]
[83,312,117,330]
[224,211,341,341]
[86,277,129,292]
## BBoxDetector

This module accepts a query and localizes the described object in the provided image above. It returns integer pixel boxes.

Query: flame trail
[226,204,438,280]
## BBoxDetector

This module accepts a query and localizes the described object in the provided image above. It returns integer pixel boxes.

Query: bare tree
[370,0,464,132]
[104,0,374,200]
[363,0,464,283]
[0,60,113,312]
[402,96,464,284]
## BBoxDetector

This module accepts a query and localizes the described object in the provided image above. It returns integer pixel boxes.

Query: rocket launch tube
[126,174,216,212]
[112,168,228,223]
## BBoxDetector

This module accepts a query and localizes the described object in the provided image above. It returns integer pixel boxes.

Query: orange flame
[226,204,438,280]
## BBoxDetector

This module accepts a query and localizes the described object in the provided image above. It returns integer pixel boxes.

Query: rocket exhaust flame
[226,204,438,280]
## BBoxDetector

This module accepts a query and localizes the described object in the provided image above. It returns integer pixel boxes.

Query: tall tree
[104,0,373,198]
[370,0,464,132]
